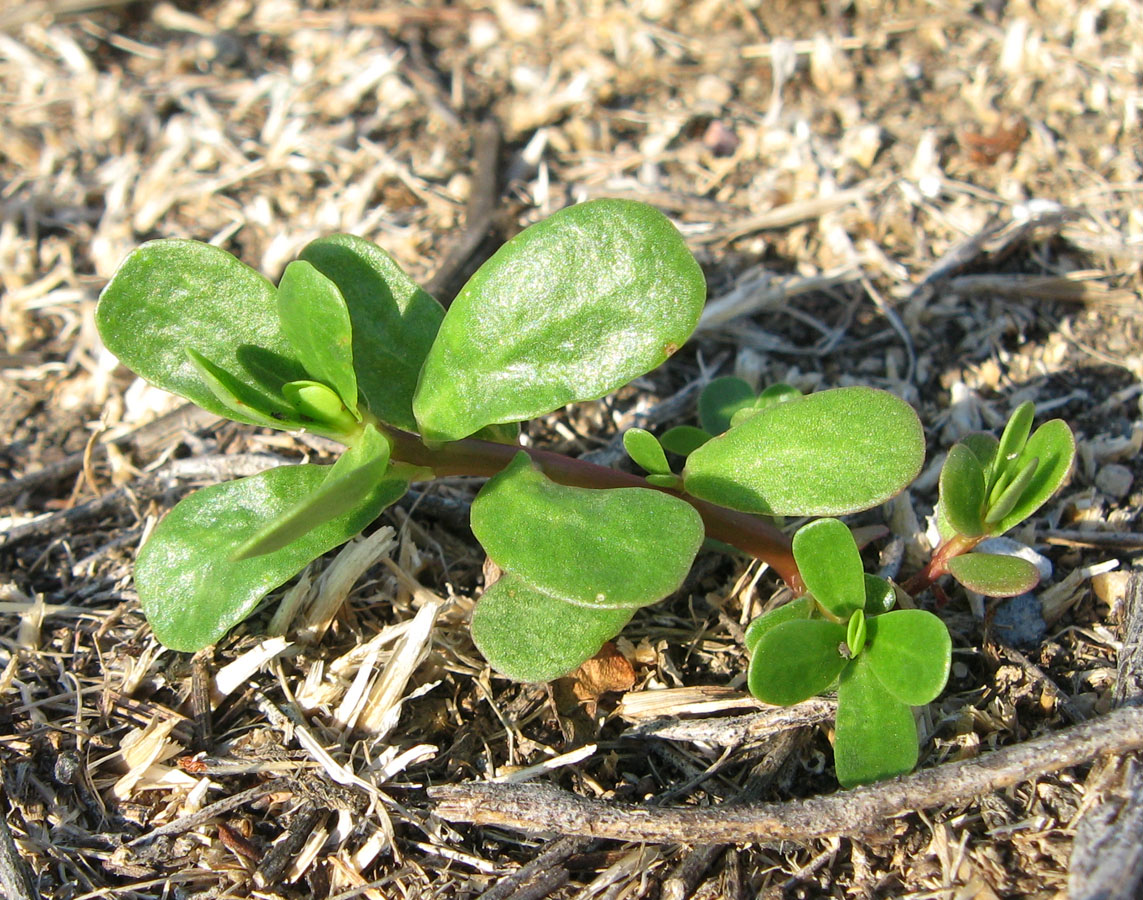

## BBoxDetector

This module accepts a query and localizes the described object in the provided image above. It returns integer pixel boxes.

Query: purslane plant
[96,198,1074,786]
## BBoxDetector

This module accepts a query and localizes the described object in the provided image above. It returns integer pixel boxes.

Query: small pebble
[992,592,1047,649]
[1095,463,1133,500]
[975,536,1053,581]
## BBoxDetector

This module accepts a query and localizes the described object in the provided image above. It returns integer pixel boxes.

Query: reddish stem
[900,533,982,596]
[381,426,803,591]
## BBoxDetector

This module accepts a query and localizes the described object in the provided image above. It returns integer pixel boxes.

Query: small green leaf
[988,420,1075,534]
[276,260,359,416]
[232,425,403,560]
[186,348,300,429]
[834,654,918,787]
[471,452,704,609]
[135,464,398,651]
[744,595,814,654]
[471,574,634,682]
[413,199,706,442]
[939,443,987,537]
[282,381,359,434]
[846,608,868,656]
[864,609,951,706]
[984,455,1038,526]
[645,473,684,489]
[728,407,761,429]
[991,401,1036,489]
[699,376,756,436]
[299,233,445,432]
[792,518,865,619]
[623,428,671,475]
[946,552,1041,597]
[683,387,925,516]
[755,383,802,409]
[863,574,897,615]
[660,425,712,456]
[97,240,308,424]
[473,422,522,445]
[747,618,848,706]
[961,432,999,472]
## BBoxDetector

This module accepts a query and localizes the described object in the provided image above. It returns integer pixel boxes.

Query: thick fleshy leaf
[699,376,756,435]
[791,518,865,619]
[864,609,951,706]
[846,609,868,656]
[946,552,1041,597]
[299,233,445,431]
[834,654,918,787]
[682,387,925,516]
[660,425,712,456]
[135,464,398,651]
[747,618,848,706]
[470,452,704,609]
[863,574,897,615]
[939,442,987,537]
[756,383,802,409]
[991,401,1035,488]
[282,381,359,434]
[276,260,358,415]
[186,348,300,429]
[744,595,814,654]
[961,432,999,472]
[412,199,706,442]
[97,240,308,424]
[989,419,1075,534]
[984,455,1039,525]
[645,473,683,489]
[623,428,671,475]
[470,574,634,682]
[232,425,401,560]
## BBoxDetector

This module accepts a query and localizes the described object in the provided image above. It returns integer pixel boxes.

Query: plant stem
[378,424,803,590]
[900,533,981,596]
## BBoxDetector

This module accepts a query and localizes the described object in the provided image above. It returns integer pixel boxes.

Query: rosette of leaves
[745,519,952,787]
[931,402,1075,597]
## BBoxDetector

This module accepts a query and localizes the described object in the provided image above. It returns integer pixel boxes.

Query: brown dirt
[1,1,1141,898]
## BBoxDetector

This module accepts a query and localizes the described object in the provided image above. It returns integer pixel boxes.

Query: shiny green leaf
[683,387,925,516]
[660,425,712,456]
[299,233,445,431]
[470,574,634,682]
[97,240,307,424]
[623,428,671,475]
[991,401,1035,489]
[186,348,300,429]
[413,199,706,441]
[946,552,1041,597]
[834,654,918,787]
[282,381,359,433]
[135,464,399,651]
[863,574,897,615]
[276,260,359,416]
[864,609,951,706]
[939,442,987,537]
[984,455,1038,525]
[744,595,814,654]
[232,425,402,560]
[755,383,802,408]
[792,518,865,619]
[471,452,704,609]
[747,618,848,706]
[699,376,756,435]
[846,608,868,656]
[988,419,1074,534]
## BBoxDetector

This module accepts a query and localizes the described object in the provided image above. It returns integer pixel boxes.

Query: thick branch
[430,704,1143,844]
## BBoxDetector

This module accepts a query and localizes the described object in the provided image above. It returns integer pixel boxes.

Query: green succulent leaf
[755,383,802,409]
[282,381,360,433]
[135,463,399,651]
[276,260,359,416]
[939,442,987,537]
[988,419,1074,534]
[846,609,868,656]
[97,240,308,424]
[747,618,848,706]
[232,425,403,560]
[623,428,671,475]
[864,609,951,706]
[699,376,756,436]
[991,401,1036,489]
[792,518,866,619]
[471,452,704,609]
[961,432,999,472]
[682,387,925,516]
[984,455,1039,526]
[412,199,706,442]
[946,552,1041,597]
[744,595,815,654]
[473,422,522,445]
[299,233,445,432]
[863,574,897,615]
[186,348,301,429]
[660,425,712,456]
[834,653,919,787]
[470,574,634,682]
[645,473,684,489]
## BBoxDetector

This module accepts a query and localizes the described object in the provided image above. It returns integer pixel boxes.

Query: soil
[1,1,1142,898]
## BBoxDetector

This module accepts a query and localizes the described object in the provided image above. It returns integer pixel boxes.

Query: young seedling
[744,518,951,787]
[96,197,1073,785]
